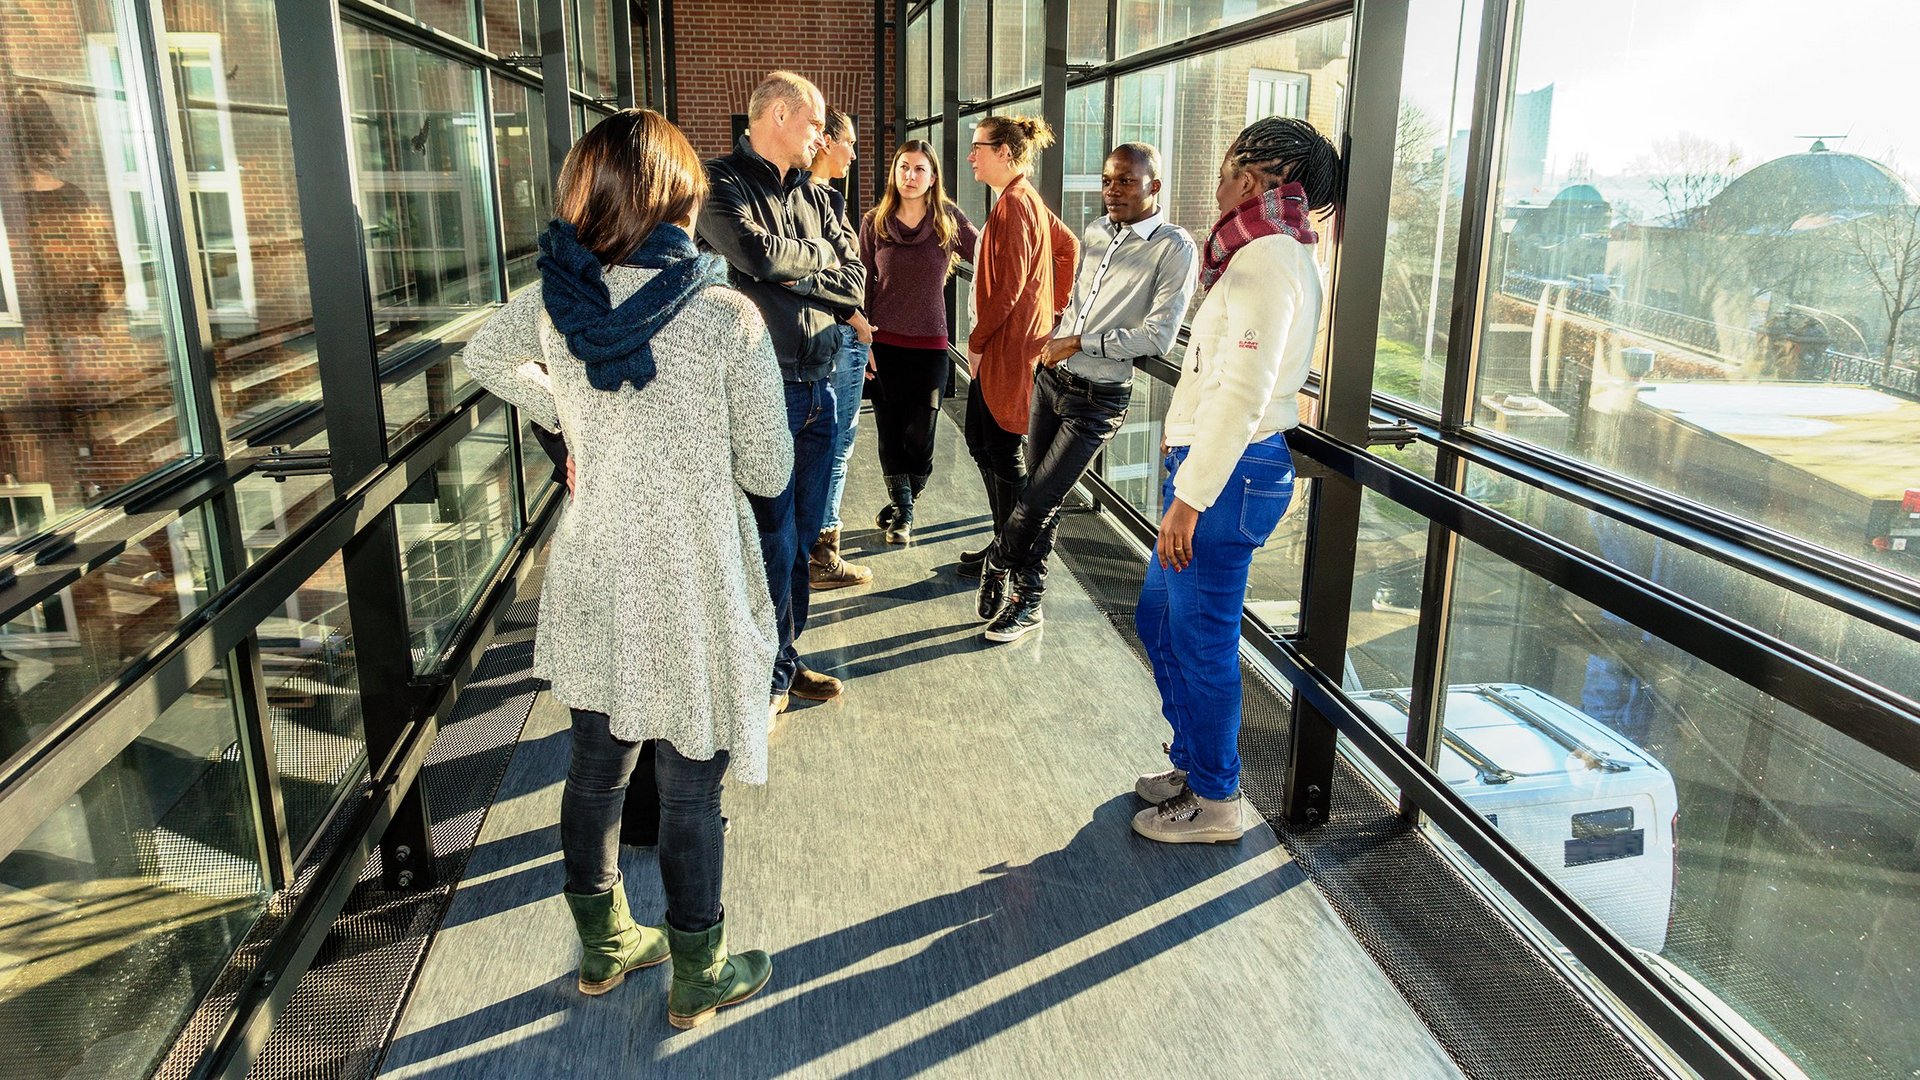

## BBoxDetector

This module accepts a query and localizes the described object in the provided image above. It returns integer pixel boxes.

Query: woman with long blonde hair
[859,138,977,542]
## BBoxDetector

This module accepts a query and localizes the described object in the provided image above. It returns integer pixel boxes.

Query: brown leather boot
[808,526,872,590]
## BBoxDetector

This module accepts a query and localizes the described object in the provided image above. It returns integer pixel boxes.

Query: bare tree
[1638,133,1743,226]
[1835,200,1920,368]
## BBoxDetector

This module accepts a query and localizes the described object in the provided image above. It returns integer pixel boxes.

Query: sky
[1400,0,1919,182]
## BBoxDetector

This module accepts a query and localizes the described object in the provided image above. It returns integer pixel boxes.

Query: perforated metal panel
[237,595,545,1080]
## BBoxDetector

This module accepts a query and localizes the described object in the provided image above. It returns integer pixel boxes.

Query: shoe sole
[809,575,870,590]
[1129,821,1245,844]
[982,619,1041,643]
[579,951,671,996]
[1134,782,1185,803]
[884,530,911,544]
[667,969,774,1029]
[787,684,843,702]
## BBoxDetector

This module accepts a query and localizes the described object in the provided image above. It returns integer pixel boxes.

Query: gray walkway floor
[380,407,1462,1080]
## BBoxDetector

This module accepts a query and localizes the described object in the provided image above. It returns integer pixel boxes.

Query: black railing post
[1282,0,1410,828]
[274,0,435,890]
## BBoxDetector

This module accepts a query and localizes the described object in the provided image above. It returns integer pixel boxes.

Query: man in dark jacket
[698,70,866,714]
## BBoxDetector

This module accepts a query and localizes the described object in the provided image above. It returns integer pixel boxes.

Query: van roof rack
[1374,690,1515,785]
[1469,685,1631,773]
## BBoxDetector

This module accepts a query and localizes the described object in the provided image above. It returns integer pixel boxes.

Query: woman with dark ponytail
[960,115,1078,578]
[1130,116,1342,845]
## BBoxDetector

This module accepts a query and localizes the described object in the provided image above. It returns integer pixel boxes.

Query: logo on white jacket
[1237,329,1259,350]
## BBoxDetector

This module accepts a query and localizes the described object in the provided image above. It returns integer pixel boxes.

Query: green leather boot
[666,916,773,1029]
[563,876,670,996]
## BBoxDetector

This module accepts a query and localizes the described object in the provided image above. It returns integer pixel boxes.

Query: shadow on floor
[384,797,1299,1078]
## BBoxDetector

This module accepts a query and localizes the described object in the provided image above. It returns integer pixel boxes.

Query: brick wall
[669,0,895,210]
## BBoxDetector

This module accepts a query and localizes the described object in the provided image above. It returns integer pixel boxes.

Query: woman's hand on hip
[1157,498,1200,571]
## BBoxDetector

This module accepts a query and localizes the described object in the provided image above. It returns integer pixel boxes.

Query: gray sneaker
[1131,789,1246,844]
[1134,766,1188,804]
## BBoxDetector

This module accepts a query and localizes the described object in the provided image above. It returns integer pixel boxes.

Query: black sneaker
[983,595,1043,642]
[976,554,1011,620]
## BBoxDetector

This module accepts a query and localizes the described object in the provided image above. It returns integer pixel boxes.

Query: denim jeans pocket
[1236,476,1293,545]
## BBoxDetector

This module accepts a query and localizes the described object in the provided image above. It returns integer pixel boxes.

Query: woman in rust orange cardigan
[959,115,1078,579]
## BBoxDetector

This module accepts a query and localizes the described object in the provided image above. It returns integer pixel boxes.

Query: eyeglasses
[970,141,1002,150]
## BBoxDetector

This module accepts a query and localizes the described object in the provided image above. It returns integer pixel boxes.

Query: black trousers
[992,365,1130,600]
[871,342,948,477]
[964,377,1027,488]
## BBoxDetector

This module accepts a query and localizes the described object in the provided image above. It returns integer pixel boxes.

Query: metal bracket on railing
[255,446,333,481]
[1366,420,1420,448]
[499,54,542,67]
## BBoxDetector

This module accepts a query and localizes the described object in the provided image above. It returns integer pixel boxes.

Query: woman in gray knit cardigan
[462,110,788,1029]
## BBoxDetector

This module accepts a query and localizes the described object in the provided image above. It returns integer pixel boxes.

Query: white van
[1351,683,1678,953]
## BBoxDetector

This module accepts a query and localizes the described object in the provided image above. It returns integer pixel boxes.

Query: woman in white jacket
[1130,116,1342,844]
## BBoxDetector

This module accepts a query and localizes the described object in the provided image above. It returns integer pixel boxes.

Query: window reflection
[158,0,323,441]
[492,78,551,291]
[1114,19,1350,326]
[957,0,989,103]
[1479,0,1920,584]
[0,660,266,1080]
[343,27,501,364]
[258,550,365,855]
[0,4,194,546]
[991,0,1045,96]
[1061,83,1109,236]
[1417,534,1920,1078]
[399,410,516,668]
[1117,0,1308,58]
[570,0,614,101]
[483,0,540,58]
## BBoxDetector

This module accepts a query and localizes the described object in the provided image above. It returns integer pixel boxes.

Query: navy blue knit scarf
[537,219,730,392]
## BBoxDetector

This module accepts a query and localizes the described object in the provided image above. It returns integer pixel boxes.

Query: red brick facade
[667,0,895,213]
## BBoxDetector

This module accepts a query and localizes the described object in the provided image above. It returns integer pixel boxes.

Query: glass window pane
[1070,0,1108,65]
[1374,0,1481,410]
[0,661,268,1079]
[1062,83,1108,235]
[929,0,947,116]
[259,551,366,854]
[0,512,217,769]
[520,414,557,512]
[1118,0,1312,58]
[398,410,516,668]
[483,0,541,58]
[957,0,988,103]
[1406,534,1920,1078]
[1114,19,1351,325]
[385,0,478,44]
[1344,444,1440,688]
[1096,347,1178,520]
[909,9,929,121]
[493,79,552,292]
[992,0,1045,97]
[344,27,500,373]
[571,0,614,101]
[1475,1,1920,590]
[955,111,990,247]
[0,9,197,546]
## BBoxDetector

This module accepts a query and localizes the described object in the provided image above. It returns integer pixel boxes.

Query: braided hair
[1224,116,1342,213]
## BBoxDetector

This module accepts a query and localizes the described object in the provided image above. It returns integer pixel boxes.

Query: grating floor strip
[240,579,547,1080]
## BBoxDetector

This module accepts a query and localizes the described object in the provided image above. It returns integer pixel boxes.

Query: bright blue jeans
[1135,433,1295,800]
[822,324,870,532]
[748,377,838,694]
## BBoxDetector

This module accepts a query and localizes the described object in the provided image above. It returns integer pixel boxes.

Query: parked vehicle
[1352,683,1678,953]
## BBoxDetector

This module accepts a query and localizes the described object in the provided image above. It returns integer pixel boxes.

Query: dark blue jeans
[561,709,729,933]
[749,377,838,694]
[822,325,870,532]
[1134,433,1295,800]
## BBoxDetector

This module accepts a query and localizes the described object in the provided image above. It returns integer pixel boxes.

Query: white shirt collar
[1106,209,1167,242]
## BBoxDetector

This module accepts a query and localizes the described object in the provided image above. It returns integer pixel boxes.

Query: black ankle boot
[976,548,1011,621]
[883,474,915,543]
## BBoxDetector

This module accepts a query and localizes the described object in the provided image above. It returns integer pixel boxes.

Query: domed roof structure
[1706,149,1919,235]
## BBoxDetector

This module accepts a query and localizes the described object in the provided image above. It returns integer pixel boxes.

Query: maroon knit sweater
[859,204,978,350]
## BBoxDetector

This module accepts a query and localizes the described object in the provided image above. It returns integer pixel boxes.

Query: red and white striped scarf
[1199,182,1317,291]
